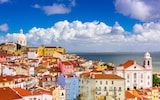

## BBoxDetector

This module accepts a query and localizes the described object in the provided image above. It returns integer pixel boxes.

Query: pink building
[58,61,74,75]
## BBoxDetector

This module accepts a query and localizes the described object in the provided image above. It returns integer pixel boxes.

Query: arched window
[148,61,150,65]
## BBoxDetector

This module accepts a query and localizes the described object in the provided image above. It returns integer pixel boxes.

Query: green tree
[16,43,21,50]
[153,74,160,86]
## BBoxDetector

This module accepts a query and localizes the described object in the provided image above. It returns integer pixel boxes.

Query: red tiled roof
[125,91,136,98]
[91,68,102,72]
[13,88,32,96]
[0,76,14,82]
[14,87,52,96]
[119,60,134,69]
[93,74,124,79]
[0,87,22,99]
[62,61,73,65]
[32,87,52,95]
[158,87,160,92]
[0,54,13,57]
[80,72,91,77]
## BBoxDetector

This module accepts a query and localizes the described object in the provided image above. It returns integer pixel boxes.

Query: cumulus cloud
[2,20,160,52]
[26,21,160,52]
[110,22,124,35]
[134,22,160,42]
[0,23,9,32]
[33,0,75,15]
[42,3,70,15]
[0,0,9,4]
[115,0,160,22]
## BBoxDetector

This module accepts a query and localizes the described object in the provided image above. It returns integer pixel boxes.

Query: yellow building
[152,87,158,100]
[97,65,107,71]
[0,76,15,88]
[37,45,66,56]
[27,47,38,52]
[50,85,65,100]
[56,47,66,54]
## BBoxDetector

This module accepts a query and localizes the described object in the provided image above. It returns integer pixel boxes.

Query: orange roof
[90,68,101,72]
[120,60,134,69]
[13,88,32,96]
[93,74,124,79]
[0,75,29,82]
[152,87,158,90]
[13,75,29,79]
[0,54,13,57]
[125,91,136,98]
[0,76,14,82]
[0,87,22,99]
[145,88,151,92]
[62,61,73,65]
[14,87,52,96]
[80,72,91,77]
[32,87,52,95]
[158,88,160,92]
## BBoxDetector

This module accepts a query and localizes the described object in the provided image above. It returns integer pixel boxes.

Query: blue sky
[0,0,160,52]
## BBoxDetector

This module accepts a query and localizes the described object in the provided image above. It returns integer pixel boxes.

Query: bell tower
[143,52,152,69]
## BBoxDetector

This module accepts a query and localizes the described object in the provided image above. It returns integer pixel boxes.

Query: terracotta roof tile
[120,60,134,69]
[93,74,124,79]
[80,72,91,77]
[125,91,136,98]
[0,87,22,99]
[62,61,73,65]
[13,88,32,96]
[0,76,14,82]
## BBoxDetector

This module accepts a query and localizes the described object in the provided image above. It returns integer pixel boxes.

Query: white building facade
[16,29,27,46]
[116,52,152,90]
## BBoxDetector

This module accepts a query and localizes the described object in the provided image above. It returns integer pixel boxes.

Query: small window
[112,81,114,84]
[134,73,136,78]
[119,87,122,91]
[100,81,102,84]
[106,81,108,84]
[2,82,5,86]
[127,74,129,79]
[134,66,136,68]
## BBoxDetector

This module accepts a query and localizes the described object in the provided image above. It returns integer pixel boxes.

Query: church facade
[116,52,152,90]
[16,29,27,46]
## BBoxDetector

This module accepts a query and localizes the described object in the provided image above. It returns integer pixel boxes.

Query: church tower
[143,52,152,69]
[16,29,27,46]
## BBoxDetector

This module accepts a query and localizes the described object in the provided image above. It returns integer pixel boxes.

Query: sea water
[75,52,160,72]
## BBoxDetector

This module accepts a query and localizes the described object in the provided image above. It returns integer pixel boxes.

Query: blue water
[75,52,160,72]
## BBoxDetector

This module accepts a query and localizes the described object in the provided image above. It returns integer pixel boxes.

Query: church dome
[17,29,26,40]
[16,29,26,46]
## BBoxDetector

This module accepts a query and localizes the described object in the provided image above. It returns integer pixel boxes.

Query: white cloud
[115,0,160,22]
[42,3,70,15]
[2,20,160,52]
[110,22,124,35]
[134,22,160,42]
[33,0,75,15]
[0,0,9,4]
[32,4,40,8]
[0,23,9,32]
